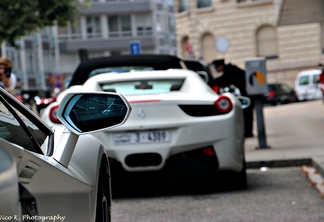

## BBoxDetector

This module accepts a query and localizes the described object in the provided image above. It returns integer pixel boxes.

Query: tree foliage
[0,0,89,48]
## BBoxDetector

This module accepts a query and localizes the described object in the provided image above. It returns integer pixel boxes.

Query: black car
[182,59,215,87]
[264,83,299,105]
[68,54,185,87]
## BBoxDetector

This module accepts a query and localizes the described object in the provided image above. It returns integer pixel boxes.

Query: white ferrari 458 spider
[41,54,250,192]
[0,87,131,221]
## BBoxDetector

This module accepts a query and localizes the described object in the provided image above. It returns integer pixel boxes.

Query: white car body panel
[0,89,131,221]
[42,69,246,177]
[0,148,20,218]
[0,123,106,221]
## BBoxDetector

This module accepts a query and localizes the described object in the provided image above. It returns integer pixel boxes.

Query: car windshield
[89,66,155,77]
[100,78,185,95]
[299,76,309,85]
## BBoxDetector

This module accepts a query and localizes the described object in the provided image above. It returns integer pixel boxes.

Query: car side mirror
[57,92,132,135]
[237,96,251,109]
[196,71,209,83]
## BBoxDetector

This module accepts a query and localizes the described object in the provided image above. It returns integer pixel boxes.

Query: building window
[136,14,153,36]
[168,16,176,33]
[201,33,215,63]
[197,0,211,8]
[156,14,167,33]
[86,16,101,39]
[178,0,188,12]
[71,19,82,39]
[108,15,131,37]
[256,25,278,59]
[121,16,131,36]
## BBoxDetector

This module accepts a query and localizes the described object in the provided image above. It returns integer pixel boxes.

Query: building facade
[56,0,177,74]
[1,27,60,92]
[174,0,324,87]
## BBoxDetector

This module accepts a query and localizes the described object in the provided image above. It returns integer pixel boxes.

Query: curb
[247,157,324,180]
[246,158,312,169]
[312,157,324,179]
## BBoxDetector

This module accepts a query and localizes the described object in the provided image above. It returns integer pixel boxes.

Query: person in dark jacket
[212,59,254,137]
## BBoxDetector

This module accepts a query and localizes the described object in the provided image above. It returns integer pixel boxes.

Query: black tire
[235,159,247,190]
[276,99,283,105]
[211,158,247,191]
[96,165,111,222]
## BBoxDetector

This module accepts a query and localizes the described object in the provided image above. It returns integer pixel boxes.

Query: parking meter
[245,57,269,149]
[245,57,268,96]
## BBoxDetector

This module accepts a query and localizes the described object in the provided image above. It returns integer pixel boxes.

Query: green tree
[0,0,89,48]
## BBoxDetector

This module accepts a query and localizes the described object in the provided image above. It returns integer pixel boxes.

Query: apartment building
[174,0,324,86]
[1,27,60,91]
[57,0,177,74]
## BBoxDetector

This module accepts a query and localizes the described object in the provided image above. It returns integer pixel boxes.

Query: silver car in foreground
[0,88,131,222]
[0,147,38,221]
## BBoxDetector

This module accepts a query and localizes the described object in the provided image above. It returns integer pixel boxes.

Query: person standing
[0,57,17,94]
[211,59,254,138]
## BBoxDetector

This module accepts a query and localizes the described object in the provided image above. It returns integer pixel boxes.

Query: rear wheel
[235,159,247,190]
[96,164,111,222]
[214,158,247,191]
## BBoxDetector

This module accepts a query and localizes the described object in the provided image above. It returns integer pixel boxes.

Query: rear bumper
[109,147,219,190]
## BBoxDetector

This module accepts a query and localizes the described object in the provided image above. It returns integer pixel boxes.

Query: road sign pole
[254,95,269,149]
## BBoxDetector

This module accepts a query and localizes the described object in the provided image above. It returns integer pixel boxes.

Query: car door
[0,92,90,218]
[311,74,322,99]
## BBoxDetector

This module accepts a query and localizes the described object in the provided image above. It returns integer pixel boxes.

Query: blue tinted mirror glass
[61,93,128,133]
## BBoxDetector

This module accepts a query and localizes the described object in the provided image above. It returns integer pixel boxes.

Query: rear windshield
[89,66,155,77]
[100,78,185,95]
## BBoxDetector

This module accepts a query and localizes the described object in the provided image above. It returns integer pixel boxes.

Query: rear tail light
[267,90,276,98]
[49,105,61,124]
[214,95,233,113]
[202,147,216,157]
[212,85,219,93]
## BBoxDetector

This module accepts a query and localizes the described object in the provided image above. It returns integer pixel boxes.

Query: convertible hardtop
[183,59,214,87]
[68,54,186,87]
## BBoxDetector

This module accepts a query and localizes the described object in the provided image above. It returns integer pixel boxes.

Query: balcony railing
[109,31,132,37]
[137,28,153,36]
[57,30,153,42]
[237,0,272,3]
[57,34,82,41]
[237,0,273,7]
[86,32,103,39]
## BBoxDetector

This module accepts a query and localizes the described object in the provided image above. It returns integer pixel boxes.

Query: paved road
[245,99,324,163]
[111,167,324,222]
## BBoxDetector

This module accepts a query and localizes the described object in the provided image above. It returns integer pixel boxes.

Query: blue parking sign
[129,41,141,55]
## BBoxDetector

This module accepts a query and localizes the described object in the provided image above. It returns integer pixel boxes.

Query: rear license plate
[113,131,170,145]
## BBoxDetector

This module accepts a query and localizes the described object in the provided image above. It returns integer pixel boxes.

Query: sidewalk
[244,99,324,178]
